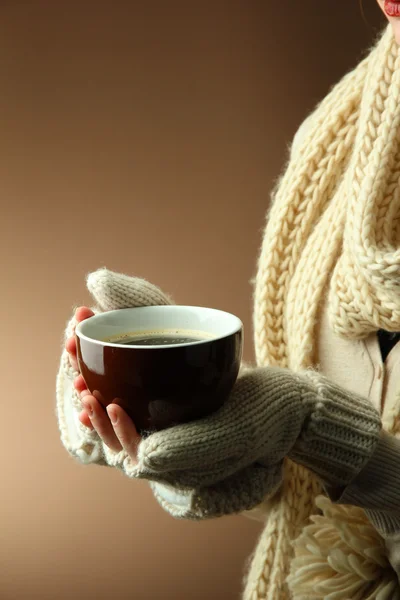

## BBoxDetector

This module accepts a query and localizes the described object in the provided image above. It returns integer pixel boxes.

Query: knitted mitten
[56,269,382,522]
[55,267,173,466]
[128,367,382,519]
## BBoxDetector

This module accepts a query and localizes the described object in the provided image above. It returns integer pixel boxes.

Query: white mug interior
[76,305,243,349]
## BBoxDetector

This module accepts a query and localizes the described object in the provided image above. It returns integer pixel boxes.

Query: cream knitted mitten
[86,268,173,311]
[131,367,382,519]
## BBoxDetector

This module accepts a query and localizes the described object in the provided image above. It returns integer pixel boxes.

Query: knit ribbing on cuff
[323,431,400,536]
[289,370,382,488]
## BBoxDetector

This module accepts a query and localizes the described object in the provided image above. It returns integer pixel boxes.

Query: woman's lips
[384,0,400,17]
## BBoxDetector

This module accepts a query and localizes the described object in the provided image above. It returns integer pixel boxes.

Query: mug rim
[75,305,243,350]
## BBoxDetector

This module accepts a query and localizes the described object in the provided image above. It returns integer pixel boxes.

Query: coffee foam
[104,328,216,344]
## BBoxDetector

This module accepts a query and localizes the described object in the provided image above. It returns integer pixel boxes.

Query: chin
[379,0,400,45]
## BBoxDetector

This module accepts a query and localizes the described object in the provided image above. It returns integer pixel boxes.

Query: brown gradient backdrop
[0,2,384,599]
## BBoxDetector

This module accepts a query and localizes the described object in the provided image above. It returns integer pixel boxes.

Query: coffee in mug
[106,328,215,346]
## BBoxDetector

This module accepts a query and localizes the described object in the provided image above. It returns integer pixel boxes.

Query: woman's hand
[65,305,142,458]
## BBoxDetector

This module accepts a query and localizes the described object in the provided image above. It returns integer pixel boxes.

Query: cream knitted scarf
[246,25,400,600]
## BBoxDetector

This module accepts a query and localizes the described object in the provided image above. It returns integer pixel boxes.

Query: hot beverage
[107,329,213,346]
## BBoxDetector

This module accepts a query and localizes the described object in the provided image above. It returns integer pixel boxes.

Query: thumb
[86,267,174,311]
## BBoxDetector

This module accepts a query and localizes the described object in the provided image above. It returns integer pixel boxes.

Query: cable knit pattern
[248,24,400,600]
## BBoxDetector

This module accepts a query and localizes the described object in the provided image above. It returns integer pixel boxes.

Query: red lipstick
[384,0,400,17]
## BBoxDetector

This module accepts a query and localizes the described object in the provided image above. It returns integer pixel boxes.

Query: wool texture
[247,25,400,600]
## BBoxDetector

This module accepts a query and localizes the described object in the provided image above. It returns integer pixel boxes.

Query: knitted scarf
[246,25,400,599]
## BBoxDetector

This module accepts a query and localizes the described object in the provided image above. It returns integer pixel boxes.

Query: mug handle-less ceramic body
[75,306,243,433]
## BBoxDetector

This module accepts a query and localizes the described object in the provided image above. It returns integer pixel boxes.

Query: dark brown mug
[75,305,243,434]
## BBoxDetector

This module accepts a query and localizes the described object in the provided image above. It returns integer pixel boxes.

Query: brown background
[1,2,384,599]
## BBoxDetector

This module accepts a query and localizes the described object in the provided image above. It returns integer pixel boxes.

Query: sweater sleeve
[289,370,400,531]
[321,430,400,582]
[284,367,400,580]
[323,431,400,533]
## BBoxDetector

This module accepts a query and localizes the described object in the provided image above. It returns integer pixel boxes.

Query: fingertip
[75,306,95,322]
[106,402,141,445]
[65,336,77,354]
[82,396,123,453]
[107,403,138,433]
[107,403,141,449]
[84,393,103,412]
[73,374,87,392]
[106,404,117,424]
[79,409,94,429]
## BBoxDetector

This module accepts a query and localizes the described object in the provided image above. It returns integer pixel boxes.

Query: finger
[78,409,94,430]
[67,308,95,371]
[106,404,141,461]
[65,335,77,356]
[65,336,79,371]
[82,396,122,453]
[75,306,95,322]
[69,353,79,372]
[74,374,88,394]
